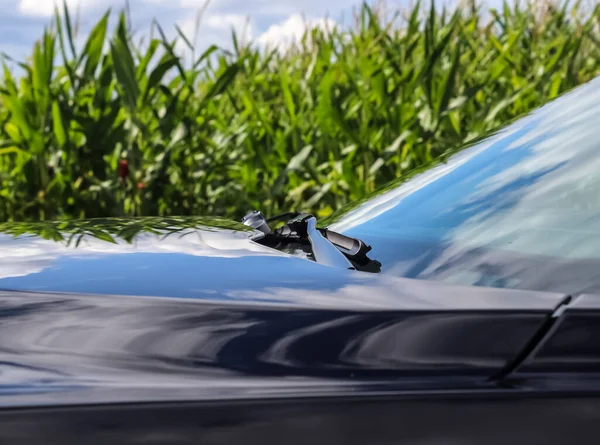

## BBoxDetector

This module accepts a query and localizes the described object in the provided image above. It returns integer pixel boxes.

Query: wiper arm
[241,211,381,273]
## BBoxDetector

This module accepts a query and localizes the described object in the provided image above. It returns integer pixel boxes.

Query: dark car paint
[2,78,600,443]
[0,219,594,444]
[516,293,600,377]
[4,396,600,445]
[0,218,586,444]
[0,287,562,407]
[0,217,565,308]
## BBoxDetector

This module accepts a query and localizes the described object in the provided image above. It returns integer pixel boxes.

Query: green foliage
[1,0,600,222]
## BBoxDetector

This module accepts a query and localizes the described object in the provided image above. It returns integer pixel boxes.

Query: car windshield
[326,76,600,295]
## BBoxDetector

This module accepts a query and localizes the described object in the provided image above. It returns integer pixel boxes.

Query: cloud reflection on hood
[0,217,281,282]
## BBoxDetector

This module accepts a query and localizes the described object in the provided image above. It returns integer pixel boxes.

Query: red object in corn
[118,160,129,179]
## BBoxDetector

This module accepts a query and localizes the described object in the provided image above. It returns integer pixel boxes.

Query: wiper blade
[241,211,381,273]
[305,215,356,270]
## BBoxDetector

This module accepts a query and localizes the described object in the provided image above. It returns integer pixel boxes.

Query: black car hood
[0,216,311,304]
[0,217,563,310]
[0,217,569,408]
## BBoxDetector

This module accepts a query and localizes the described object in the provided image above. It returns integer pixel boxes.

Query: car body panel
[0,286,563,408]
[0,218,570,409]
[515,294,600,378]
[2,395,600,445]
[0,218,565,310]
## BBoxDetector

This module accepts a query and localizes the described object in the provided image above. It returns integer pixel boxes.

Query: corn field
[0,1,599,222]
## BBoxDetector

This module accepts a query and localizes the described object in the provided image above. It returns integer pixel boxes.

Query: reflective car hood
[0,216,563,310]
[0,216,294,302]
[0,217,570,408]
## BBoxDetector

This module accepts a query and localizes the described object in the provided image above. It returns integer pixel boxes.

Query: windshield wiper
[241,211,381,273]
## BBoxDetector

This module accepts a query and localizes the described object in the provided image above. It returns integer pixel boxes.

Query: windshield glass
[326,77,600,295]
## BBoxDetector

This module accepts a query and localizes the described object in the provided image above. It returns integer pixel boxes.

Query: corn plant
[1,0,599,222]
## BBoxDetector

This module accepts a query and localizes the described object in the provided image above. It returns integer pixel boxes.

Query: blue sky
[3,0,587,64]
[0,0,388,61]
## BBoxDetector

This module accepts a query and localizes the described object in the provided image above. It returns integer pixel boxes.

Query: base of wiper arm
[242,210,382,273]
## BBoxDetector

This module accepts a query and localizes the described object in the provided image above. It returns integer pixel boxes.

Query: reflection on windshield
[326,77,600,294]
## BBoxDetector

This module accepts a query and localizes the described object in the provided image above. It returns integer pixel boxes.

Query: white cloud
[18,0,101,17]
[175,12,253,57]
[203,12,248,31]
[257,13,336,52]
